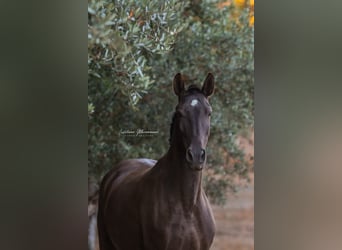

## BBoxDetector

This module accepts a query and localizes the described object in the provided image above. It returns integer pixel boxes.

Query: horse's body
[98,73,216,250]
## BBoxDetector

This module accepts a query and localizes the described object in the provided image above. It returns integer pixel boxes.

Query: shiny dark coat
[98,73,216,250]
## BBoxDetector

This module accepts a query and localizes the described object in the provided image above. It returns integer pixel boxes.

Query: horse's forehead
[183,95,209,109]
[190,99,199,107]
[177,94,210,113]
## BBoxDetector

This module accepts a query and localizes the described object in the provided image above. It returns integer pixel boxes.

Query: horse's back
[100,157,156,209]
[98,158,156,250]
[101,158,155,192]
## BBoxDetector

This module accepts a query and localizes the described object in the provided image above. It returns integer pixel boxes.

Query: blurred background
[88,0,254,249]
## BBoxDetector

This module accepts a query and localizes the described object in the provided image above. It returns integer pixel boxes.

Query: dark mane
[169,113,176,145]
[186,84,202,94]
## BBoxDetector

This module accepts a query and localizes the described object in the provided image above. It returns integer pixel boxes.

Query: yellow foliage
[217,0,254,27]
[249,15,254,26]
[249,0,254,26]
[234,0,246,8]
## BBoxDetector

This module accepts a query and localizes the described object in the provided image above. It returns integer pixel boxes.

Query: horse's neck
[153,143,203,211]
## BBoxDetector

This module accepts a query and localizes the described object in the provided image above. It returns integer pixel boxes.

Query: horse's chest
[142,207,214,250]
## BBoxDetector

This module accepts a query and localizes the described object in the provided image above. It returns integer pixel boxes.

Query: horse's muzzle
[186,148,206,170]
[188,164,204,171]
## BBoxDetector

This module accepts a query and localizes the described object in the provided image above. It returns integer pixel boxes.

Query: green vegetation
[88,0,254,204]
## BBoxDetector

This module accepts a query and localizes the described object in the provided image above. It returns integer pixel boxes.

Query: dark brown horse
[98,73,216,250]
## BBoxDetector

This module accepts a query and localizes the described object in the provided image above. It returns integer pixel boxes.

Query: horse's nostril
[186,149,193,162]
[200,149,206,162]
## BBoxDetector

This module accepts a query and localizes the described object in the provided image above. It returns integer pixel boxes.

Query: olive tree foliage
[88,0,254,204]
[88,0,187,177]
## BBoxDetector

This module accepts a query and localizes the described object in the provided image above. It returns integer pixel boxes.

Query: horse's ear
[173,73,184,96]
[202,73,215,97]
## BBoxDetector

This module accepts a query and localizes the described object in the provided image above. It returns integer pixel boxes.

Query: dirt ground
[211,174,254,250]
[210,130,254,250]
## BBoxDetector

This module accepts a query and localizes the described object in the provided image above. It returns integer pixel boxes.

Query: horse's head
[172,73,215,171]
